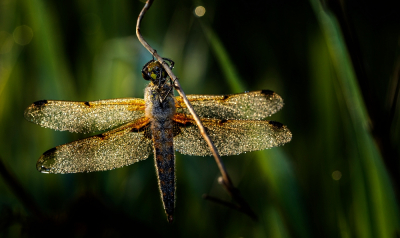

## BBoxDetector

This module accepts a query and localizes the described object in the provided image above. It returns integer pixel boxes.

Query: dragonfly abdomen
[151,118,175,222]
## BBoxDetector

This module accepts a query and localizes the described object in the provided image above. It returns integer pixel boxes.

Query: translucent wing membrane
[173,114,292,156]
[175,90,283,120]
[24,98,145,133]
[37,118,152,174]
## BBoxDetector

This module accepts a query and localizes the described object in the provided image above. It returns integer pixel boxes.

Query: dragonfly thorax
[144,82,176,121]
[142,59,176,120]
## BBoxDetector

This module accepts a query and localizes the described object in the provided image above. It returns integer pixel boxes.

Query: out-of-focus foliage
[1,0,399,237]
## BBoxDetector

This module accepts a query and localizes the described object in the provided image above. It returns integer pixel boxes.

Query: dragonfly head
[141,58,174,86]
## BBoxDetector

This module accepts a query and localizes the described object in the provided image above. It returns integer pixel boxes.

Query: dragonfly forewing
[175,90,284,120]
[24,98,146,133]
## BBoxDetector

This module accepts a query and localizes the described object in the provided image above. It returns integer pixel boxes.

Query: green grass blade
[310,1,400,237]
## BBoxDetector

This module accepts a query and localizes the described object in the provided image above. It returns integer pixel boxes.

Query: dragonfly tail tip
[168,215,173,223]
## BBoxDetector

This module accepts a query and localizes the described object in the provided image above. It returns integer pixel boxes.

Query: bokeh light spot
[13,25,33,45]
[194,6,206,17]
[332,170,342,181]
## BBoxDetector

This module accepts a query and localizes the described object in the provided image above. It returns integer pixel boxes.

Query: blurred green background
[1,0,400,237]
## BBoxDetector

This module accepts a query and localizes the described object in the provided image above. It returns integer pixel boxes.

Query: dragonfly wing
[37,117,152,173]
[24,98,145,133]
[173,114,292,156]
[175,90,283,120]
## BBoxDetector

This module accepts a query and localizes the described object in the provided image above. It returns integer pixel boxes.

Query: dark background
[1,0,400,237]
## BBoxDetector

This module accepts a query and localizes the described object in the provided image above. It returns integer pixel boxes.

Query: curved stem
[136,0,256,220]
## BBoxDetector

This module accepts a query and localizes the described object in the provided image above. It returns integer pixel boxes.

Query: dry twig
[136,0,257,220]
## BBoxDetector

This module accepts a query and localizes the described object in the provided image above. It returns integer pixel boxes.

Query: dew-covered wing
[24,98,146,133]
[173,114,292,156]
[36,118,152,174]
[175,90,284,120]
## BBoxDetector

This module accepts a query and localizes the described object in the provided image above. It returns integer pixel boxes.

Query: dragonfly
[24,59,292,222]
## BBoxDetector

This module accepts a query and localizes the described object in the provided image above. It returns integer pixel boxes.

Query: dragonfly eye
[142,71,152,81]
